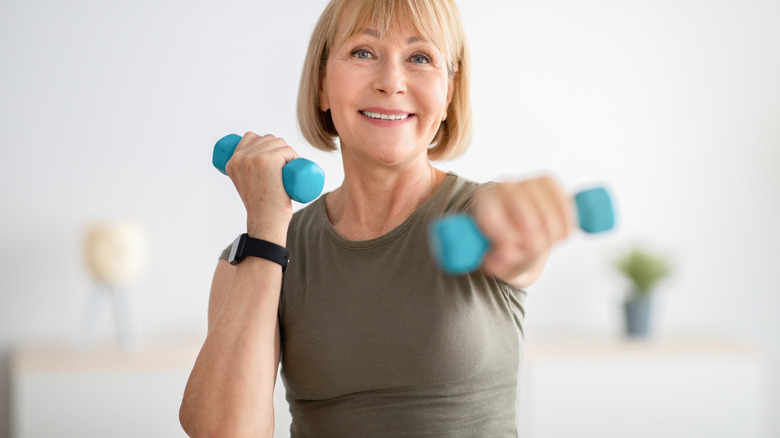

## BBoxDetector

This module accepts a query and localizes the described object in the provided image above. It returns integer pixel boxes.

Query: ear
[319,77,330,112]
[442,76,455,121]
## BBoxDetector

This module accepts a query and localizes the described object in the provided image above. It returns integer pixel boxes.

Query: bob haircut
[297,0,472,161]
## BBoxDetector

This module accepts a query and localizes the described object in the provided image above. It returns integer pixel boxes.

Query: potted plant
[613,246,672,338]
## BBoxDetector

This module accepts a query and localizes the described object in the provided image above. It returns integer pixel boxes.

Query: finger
[476,187,514,246]
[233,131,262,153]
[476,188,526,273]
[233,132,282,157]
[520,178,564,252]
[479,178,566,274]
[230,134,296,168]
[275,143,301,165]
[501,182,546,253]
[228,143,300,180]
[536,176,575,241]
[244,139,301,167]
[511,177,573,252]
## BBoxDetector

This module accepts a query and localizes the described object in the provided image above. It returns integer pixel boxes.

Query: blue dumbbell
[428,186,615,274]
[213,133,325,203]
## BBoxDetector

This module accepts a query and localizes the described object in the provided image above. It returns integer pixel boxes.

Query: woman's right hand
[225,131,301,245]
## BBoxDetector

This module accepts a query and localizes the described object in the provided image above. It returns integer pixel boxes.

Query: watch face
[228,234,245,265]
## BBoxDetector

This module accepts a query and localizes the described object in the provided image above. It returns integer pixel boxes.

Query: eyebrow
[362,28,425,44]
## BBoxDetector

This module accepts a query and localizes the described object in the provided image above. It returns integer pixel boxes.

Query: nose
[373,58,406,96]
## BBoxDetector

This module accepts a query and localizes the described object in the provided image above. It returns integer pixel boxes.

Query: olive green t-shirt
[222,174,526,437]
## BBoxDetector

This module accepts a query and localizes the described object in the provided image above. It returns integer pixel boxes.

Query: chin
[343,136,419,163]
[370,144,428,167]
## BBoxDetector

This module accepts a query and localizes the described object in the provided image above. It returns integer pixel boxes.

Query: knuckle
[261,137,287,151]
[243,131,260,141]
[538,175,555,185]
[275,139,293,152]
[494,182,515,199]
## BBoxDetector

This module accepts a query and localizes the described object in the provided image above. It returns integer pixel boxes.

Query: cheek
[321,65,347,110]
[428,74,450,107]
[420,81,450,121]
[323,71,359,113]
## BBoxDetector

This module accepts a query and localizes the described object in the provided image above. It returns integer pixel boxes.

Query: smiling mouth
[360,110,410,121]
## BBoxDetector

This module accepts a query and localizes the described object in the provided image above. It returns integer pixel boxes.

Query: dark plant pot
[623,296,652,338]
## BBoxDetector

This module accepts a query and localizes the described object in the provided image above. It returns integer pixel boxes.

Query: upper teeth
[362,111,409,120]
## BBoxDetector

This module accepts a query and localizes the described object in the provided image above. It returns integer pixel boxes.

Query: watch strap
[229,233,289,271]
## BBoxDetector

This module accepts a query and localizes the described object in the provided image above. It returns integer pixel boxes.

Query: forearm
[180,258,282,437]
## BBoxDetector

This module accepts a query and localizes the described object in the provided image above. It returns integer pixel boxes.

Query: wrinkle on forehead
[357,27,427,45]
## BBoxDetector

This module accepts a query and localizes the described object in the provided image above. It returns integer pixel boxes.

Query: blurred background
[1,0,778,436]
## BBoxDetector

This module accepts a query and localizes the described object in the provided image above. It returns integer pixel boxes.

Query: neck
[326,156,447,241]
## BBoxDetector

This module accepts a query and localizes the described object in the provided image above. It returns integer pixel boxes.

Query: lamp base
[79,282,140,353]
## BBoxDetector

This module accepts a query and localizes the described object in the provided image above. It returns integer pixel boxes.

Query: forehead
[332,0,448,50]
[357,27,426,44]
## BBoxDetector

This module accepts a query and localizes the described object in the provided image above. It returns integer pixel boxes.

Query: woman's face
[319,21,454,169]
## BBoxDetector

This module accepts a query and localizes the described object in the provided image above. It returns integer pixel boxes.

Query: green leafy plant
[614,246,671,298]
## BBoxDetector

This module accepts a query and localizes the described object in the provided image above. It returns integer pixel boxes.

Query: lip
[360,107,413,116]
[358,107,415,126]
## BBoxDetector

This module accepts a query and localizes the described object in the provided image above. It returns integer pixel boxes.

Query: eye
[410,53,432,64]
[351,49,373,59]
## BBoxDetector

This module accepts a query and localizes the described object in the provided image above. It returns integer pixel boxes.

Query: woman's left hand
[474,176,575,288]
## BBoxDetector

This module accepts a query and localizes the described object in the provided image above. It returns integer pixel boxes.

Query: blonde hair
[297,0,472,161]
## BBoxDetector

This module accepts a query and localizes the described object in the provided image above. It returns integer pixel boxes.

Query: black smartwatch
[228,233,289,271]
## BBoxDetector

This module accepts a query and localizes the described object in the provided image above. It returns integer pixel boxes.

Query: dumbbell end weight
[212,134,325,203]
[575,186,615,233]
[282,158,325,203]
[430,186,616,274]
[213,134,243,176]
[428,214,490,275]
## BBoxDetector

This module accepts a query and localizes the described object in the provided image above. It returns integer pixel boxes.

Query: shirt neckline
[314,173,459,250]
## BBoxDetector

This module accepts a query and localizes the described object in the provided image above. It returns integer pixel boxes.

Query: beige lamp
[83,219,148,352]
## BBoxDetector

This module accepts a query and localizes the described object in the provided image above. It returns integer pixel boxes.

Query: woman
[180,0,573,436]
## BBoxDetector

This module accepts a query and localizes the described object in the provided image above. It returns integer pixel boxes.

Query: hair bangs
[333,0,458,75]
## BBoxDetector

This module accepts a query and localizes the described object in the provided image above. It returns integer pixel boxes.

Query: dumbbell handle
[212,134,325,204]
[428,187,615,274]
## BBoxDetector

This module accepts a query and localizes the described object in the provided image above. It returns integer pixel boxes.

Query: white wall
[1,0,778,436]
